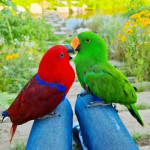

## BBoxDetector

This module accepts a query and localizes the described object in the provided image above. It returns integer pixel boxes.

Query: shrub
[0,8,59,52]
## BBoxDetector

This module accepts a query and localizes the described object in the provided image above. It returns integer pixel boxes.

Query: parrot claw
[1,116,7,123]
[46,112,61,118]
[77,91,89,97]
[85,101,111,108]
[40,112,61,119]
[112,104,118,113]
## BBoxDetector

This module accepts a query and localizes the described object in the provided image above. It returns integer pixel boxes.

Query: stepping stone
[61,27,73,37]
[118,109,150,135]
[133,82,150,92]
[54,31,66,36]
[109,60,126,67]
[139,145,150,150]
[127,76,135,83]
[53,24,61,31]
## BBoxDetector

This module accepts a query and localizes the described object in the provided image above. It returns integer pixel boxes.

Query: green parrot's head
[71,31,108,63]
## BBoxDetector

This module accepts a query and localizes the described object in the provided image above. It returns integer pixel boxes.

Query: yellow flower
[117,33,121,38]
[140,10,149,15]
[13,53,19,58]
[130,24,136,28]
[33,41,36,43]
[140,17,149,27]
[6,55,12,60]
[28,48,34,54]
[130,13,141,19]
[144,42,148,46]
[145,13,150,17]
[6,53,19,60]
[12,12,16,16]
[126,29,133,34]
[119,35,126,42]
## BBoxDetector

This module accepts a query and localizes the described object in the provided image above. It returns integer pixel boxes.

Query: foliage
[135,103,149,110]
[11,141,26,150]
[0,92,16,108]
[0,39,39,93]
[117,10,150,82]
[88,10,150,82]
[0,0,16,10]
[88,14,127,59]
[12,0,42,8]
[132,133,142,141]
[0,8,59,51]
[132,133,150,142]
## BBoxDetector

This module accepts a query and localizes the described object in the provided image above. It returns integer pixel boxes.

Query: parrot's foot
[46,112,61,118]
[40,112,61,119]
[85,101,111,108]
[112,104,118,113]
[0,116,8,123]
[77,91,89,97]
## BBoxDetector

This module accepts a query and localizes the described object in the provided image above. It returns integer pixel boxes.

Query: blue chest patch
[84,71,103,102]
[35,74,66,101]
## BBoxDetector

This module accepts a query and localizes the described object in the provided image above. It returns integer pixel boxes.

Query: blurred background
[0,0,150,149]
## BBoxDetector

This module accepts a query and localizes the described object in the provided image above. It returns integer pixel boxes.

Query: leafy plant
[88,10,150,82]
[135,103,149,110]
[0,92,16,108]
[11,141,26,150]
[0,8,59,51]
[0,0,16,10]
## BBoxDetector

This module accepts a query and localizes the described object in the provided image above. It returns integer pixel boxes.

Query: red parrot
[2,45,75,143]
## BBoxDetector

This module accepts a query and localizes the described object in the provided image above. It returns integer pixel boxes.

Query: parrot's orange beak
[71,36,80,51]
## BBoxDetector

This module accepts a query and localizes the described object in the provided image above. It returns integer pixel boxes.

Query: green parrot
[71,31,144,127]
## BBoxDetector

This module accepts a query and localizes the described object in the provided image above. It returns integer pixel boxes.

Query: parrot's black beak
[75,45,80,52]
[64,45,74,60]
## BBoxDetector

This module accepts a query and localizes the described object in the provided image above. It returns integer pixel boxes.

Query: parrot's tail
[125,104,145,127]
[10,124,17,144]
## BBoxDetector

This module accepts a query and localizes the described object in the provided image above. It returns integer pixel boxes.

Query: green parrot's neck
[74,51,108,89]
[74,45,108,66]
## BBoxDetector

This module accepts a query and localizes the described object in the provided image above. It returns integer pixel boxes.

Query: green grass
[132,133,150,141]
[135,103,149,110]
[11,141,26,150]
[132,133,142,141]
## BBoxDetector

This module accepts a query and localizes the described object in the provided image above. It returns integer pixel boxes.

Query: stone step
[109,60,126,67]
[54,31,66,36]
[52,23,62,31]
[118,109,150,135]
[139,145,150,150]
[60,27,73,36]
[133,82,150,92]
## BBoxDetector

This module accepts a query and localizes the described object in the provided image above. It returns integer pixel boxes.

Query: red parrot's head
[38,45,75,93]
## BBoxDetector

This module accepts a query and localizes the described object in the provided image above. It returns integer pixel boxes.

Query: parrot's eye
[85,39,90,42]
[60,52,64,58]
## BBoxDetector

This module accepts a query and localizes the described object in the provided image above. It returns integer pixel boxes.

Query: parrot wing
[6,74,65,125]
[84,63,144,126]
[84,63,137,104]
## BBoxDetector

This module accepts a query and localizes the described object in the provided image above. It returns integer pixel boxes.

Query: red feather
[7,75,65,125]
[10,124,17,144]
[4,45,75,143]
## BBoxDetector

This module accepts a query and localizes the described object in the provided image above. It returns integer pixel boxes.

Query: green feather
[74,31,145,127]
[125,104,145,127]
